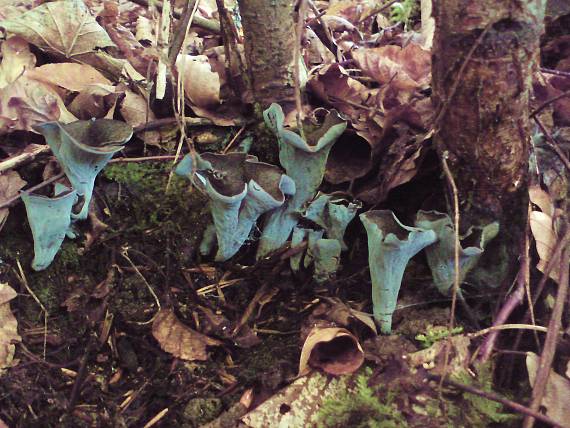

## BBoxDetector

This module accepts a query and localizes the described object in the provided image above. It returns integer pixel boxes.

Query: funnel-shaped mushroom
[290,227,324,272]
[360,210,437,334]
[33,119,133,220]
[256,103,347,259]
[303,192,360,250]
[415,210,499,295]
[311,238,342,284]
[21,185,77,271]
[176,152,295,261]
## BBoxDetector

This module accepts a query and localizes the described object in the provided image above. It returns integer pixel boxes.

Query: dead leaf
[241,370,351,428]
[0,283,21,375]
[176,54,221,107]
[0,0,40,20]
[0,417,8,428]
[298,327,364,376]
[529,185,554,217]
[530,210,561,283]
[152,309,222,361]
[0,37,35,88]
[25,63,112,92]
[120,91,168,146]
[0,75,74,134]
[67,83,121,119]
[2,0,115,60]
[352,43,431,91]
[527,352,570,424]
[0,171,26,231]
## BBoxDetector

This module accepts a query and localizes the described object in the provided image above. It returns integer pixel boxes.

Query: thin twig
[16,260,48,360]
[523,228,570,428]
[222,125,246,154]
[129,0,220,33]
[540,67,570,77]
[427,374,564,428]
[440,150,461,388]
[530,88,570,118]
[0,172,66,210]
[0,145,50,173]
[294,0,307,138]
[533,116,570,172]
[356,0,399,23]
[168,0,198,70]
[469,323,549,339]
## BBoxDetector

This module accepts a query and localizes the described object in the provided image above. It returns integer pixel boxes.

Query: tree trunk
[238,0,296,110]
[432,0,546,267]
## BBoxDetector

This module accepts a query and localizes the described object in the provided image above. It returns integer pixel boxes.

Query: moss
[415,325,464,349]
[182,397,223,427]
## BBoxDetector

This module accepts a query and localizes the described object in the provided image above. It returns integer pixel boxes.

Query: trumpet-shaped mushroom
[176,152,295,261]
[311,238,342,284]
[303,192,360,250]
[290,227,324,272]
[33,119,133,220]
[360,210,437,334]
[256,103,347,259]
[415,210,499,295]
[21,184,77,271]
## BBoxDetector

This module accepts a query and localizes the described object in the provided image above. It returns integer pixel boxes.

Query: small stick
[523,233,570,428]
[0,172,65,210]
[0,145,50,173]
[142,408,169,428]
[540,68,570,77]
[16,260,48,360]
[168,0,198,70]
[427,373,564,428]
[294,0,308,138]
[530,88,570,118]
[533,116,570,172]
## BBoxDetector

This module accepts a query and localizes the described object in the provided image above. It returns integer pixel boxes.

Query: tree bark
[238,0,296,110]
[432,0,546,252]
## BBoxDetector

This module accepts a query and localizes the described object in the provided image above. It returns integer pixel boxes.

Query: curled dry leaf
[529,184,554,217]
[352,43,431,91]
[530,209,562,283]
[176,54,221,108]
[0,37,35,88]
[0,171,26,231]
[152,309,222,361]
[120,91,174,146]
[527,352,570,424]
[25,63,112,92]
[0,75,69,134]
[1,0,115,60]
[298,327,364,376]
[0,283,21,375]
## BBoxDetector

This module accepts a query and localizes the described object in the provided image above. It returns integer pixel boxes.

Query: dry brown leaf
[25,63,112,92]
[352,43,431,91]
[120,91,165,146]
[0,74,74,134]
[0,37,35,88]
[152,309,222,361]
[67,83,121,119]
[298,327,364,376]
[2,0,115,60]
[530,210,561,283]
[527,352,570,424]
[0,171,26,231]
[0,0,40,20]
[0,283,21,375]
[529,185,554,217]
[176,54,221,108]
[241,371,351,428]
[0,417,8,428]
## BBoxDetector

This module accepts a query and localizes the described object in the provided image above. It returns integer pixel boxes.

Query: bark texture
[432,0,546,229]
[238,0,296,109]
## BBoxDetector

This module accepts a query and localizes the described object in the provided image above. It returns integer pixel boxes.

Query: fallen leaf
[2,0,115,60]
[120,90,167,146]
[0,75,73,134]
[25,63,112,92]
[0,171,26,231]
[529,185,554,217]
[530,210,561,283]
[352,43,431,91]
[241,370,351,428]
[176,54,221,107]
[152,309,222,361]
[0,283,21,375]
[0,37,35,88]
[0,0,40,20]
[527,352,570,424]
[0,417,8,428]
[298,327,364,376]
